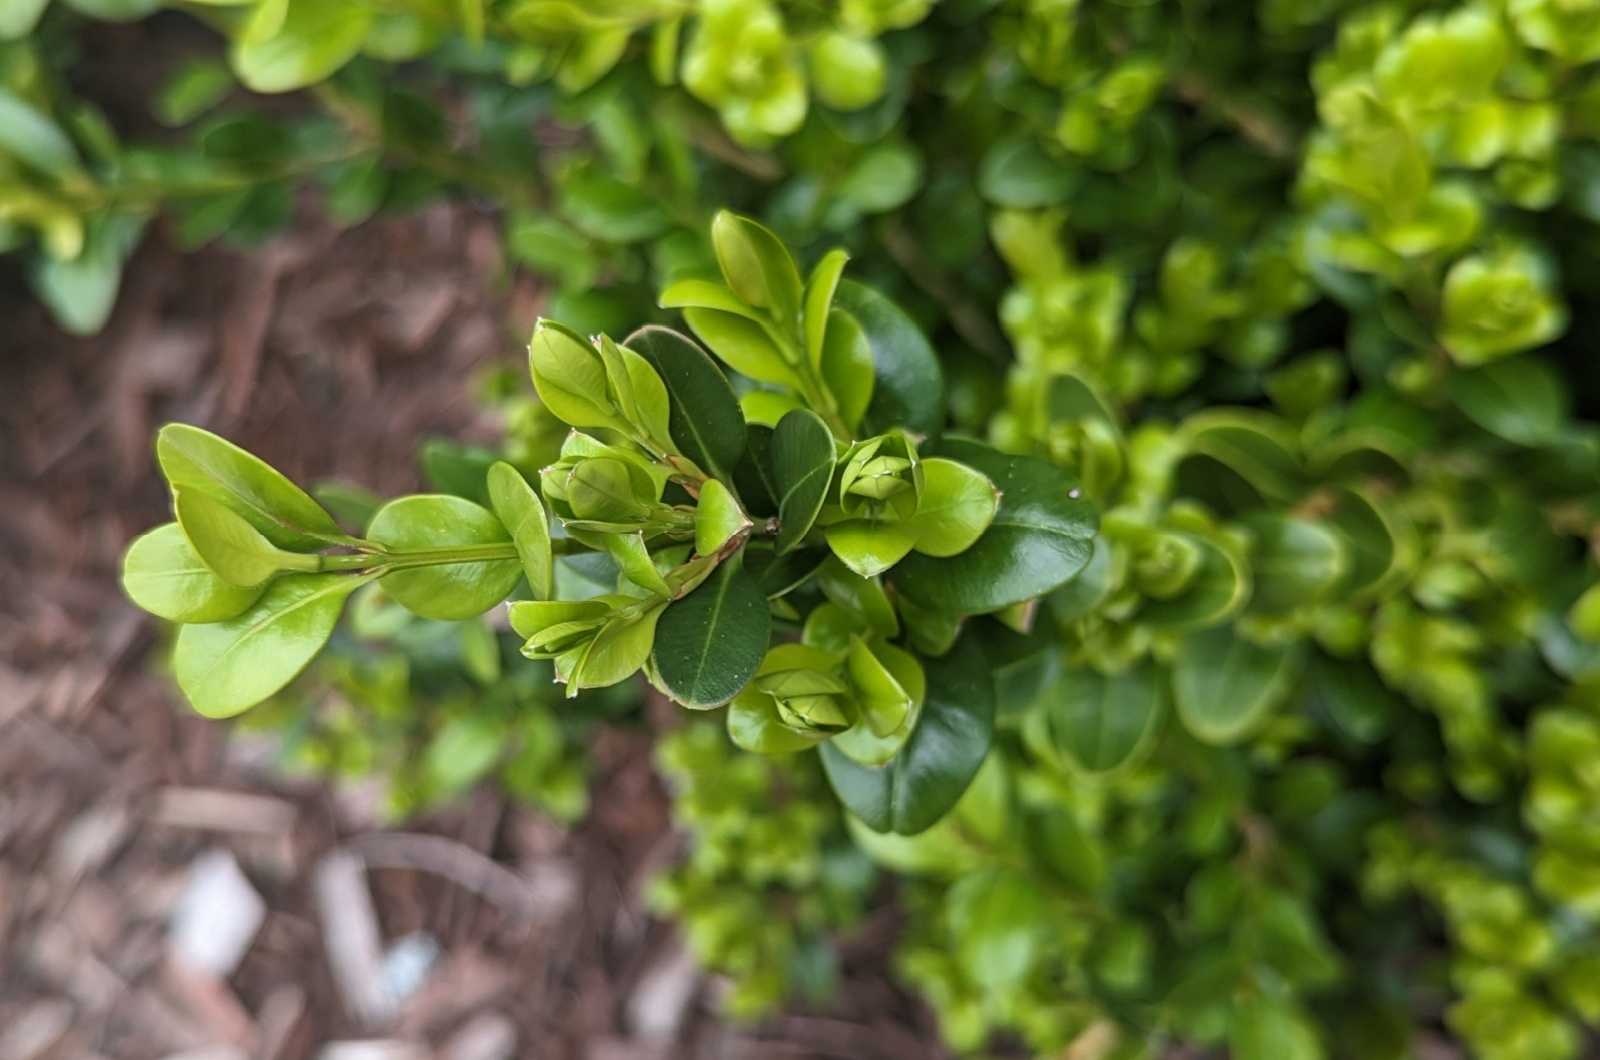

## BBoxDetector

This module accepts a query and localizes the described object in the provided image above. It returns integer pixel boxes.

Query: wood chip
[313,849,393,1029]
[253,985,306,1060]
[625,940,698,1044]
[0,1000,73,1060]
[317,1042,427,1060]
[149,789,297,838]
[168,849,266,980]
[439,1012,517,1060]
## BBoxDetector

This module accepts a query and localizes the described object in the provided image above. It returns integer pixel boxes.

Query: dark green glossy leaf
[771,409,836,555]
[174,572,369,718]
[743,546,828,597]
[157,423,345,550]
[1174,625,1304,745]
[625,325,747,481]
[821,636,995,835]
[121,522,264,623]
[978,135,1078,207]
[834,280,943,436]
[894,439,1097,614]
[652,557,770,707]
[367,495,522,620]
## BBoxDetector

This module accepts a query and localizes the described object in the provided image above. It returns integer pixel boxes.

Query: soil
[0,205,950,1060]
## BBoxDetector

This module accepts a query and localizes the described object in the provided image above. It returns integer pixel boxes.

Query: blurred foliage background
[13,0,1600,1056]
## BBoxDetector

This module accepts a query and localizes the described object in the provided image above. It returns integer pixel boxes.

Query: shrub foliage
[4,0,1589,1054]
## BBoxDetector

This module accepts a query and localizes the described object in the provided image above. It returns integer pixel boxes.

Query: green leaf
[744,546,828,597]
[804,248,850,369]
[566,458,651,522]
[894,439,1097,614]
[825,518,920,578]
[1137,531,1251,630]
[847,635,914,737]
[682,307,802,389]
[625,326,747,481]
[694,479,749,556]
[366,495,521,620]
[121,522,264,623]
[821,636,996,835]
[528,319,622,432]
[486,462,552,601]
[830,638,926,765]
[231,0,374,93]
[1178,411,1305,505]
[1231,996,1325,1060]
[819,307,875,431]
[659,278,763,320]
[1305,653,1396,745]
[834,280,944,436]
[0,88,78,174]
[652,557,770,707]
[1041,662,1166,775]
[598,334,674,451]
[174,572,368,718]
[423,714,502,796]
[1173,625,1304,745]
[0,0,50,40]
[711,210,803,323]
[946,868,1049,989]
[979,136,1078,208]
[606,532,671,596]
[175,488,318,587]
[571,605,662,692]
[771,408,836,555]
[1245,515,1350,614]
[157,424,345,550]
[1450,355,1567,446]
[906,458,999,557]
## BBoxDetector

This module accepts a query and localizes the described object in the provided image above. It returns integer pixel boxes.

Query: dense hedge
[13,0,1600,1056]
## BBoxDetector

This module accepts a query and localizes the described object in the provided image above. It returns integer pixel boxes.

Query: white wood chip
[168,848,265,980]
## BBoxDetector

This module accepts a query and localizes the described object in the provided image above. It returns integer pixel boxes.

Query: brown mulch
[0,206,949,1060]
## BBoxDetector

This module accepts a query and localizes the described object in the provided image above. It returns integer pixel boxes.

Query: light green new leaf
[567,458,651,522]
[0,88,78,174]
[121,523,264,623]
[819,307,875,431]
[157,423,345,550]
[804,248,850,368]
[1174,624,1304,745]
[906,458,999,557]
[529,319,622,431]
[695,479,749,556]
[653,557,770,707]
[831,639,926,765]
[231,0,374,93]
[606,532,671,596]
[175,488,318,588]
[571,606,662,693]
[625,326,747,482]
[486,462,552,600]
[711,210,803,324]
[682,307,801,389]
[771,408,836,554]
[847,635,914,737]
[0,0,50,40]
[1231,996,1326,1060]
[894,439,1097,614]
[659,278,764,320]
[1041,662,1166,775]
[826,518,920,578]
[366,495,521,620]
[174,572,369,718]
[821,636,995,835]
